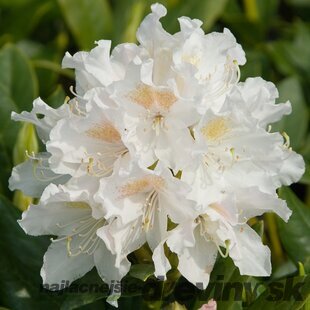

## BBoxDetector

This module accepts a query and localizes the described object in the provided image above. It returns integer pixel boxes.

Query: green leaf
[0,44,38,195]
[162,0,228,33]
[0,195,61,309]
[0,84,20,149]
[60,262,157,309]
[285,0,310,8]
[251,220,264,238]
[17,40,68,99]
[60,292,104,310]
[129,264,155,282]
[46,84,67,108]
[60,269,108,310]
[197,0,229,31]
[192,257,254,310]
[0,84,20,195]
[248,275,310,310]
[212,258,248,310]
[267,23,310,79]
[241,49,271,81]
[255,0,279,25]
[0,0,38,8]
[285,23,310,78]
[221,1,264,44]
[277,187,310,264]
[265,41,297,77]
[57,0,112,50]
[300,162,310,185]
[273,76,309,150]
[0,44,38,111]
[304,257,310,274]
[0,1,56,42]
[272,259,298,280]
[112,0,147,44]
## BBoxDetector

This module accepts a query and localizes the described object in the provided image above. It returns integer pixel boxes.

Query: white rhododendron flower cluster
[9,3,304,304]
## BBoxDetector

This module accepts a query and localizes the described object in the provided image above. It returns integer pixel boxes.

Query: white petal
[155,128,194,170]
[229,224,271,277]
[145,208,167,251]
[228,78,292,127]
[158,187,197,225]
[18,201,91,237]
[41,240,94,289]
[223,28,246,65]
[277,149,305,186]
[97,218,146,268]
[236,187,292,222]
[18,183,96,236]
[152,241,171,280]
[94,242,131,285]
[11,98,70,143]
[177,229,217,289]
[166,221,197,255]
[178,16,203,37]
[136,3,170,52]
[9,155,69,197]
[96,177,144,225]
[62,41,120,94]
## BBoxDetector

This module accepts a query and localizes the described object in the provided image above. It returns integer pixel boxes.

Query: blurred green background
[0,0,309,309]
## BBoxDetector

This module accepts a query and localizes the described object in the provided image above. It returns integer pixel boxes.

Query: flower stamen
[142,190,158,231]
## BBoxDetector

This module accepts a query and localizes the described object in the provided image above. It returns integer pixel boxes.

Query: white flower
[18,180,130,294]
[110,62,199,170]
[229,77,292,127]
[62,40,140,96]
[95,162,196,267]
[182,77,304,202]
[9,152,70,197]
[11,97,71,144]
[103,3,247,170]
[46,88,129,179]
[9,2,305,305]
[153,187,291,287]
[136,3,246,111]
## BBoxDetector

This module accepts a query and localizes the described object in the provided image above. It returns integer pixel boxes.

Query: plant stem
[265,213,284,265]
[243,0,259,22]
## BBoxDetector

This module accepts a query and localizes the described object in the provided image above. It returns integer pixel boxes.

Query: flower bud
[13,123,38,211]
